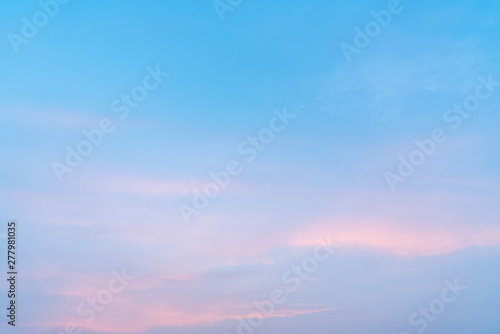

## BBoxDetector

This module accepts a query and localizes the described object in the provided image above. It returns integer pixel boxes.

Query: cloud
[288,217,500,257]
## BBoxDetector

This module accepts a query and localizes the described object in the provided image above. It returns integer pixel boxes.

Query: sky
[0,0,500,333]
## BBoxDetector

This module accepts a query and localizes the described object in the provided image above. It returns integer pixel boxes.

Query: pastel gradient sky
[1,0,500,333]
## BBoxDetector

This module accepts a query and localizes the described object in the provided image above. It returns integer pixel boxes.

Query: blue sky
[1,0,500,333]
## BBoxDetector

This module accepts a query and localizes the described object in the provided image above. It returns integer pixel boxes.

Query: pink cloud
[287,217,500,257]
